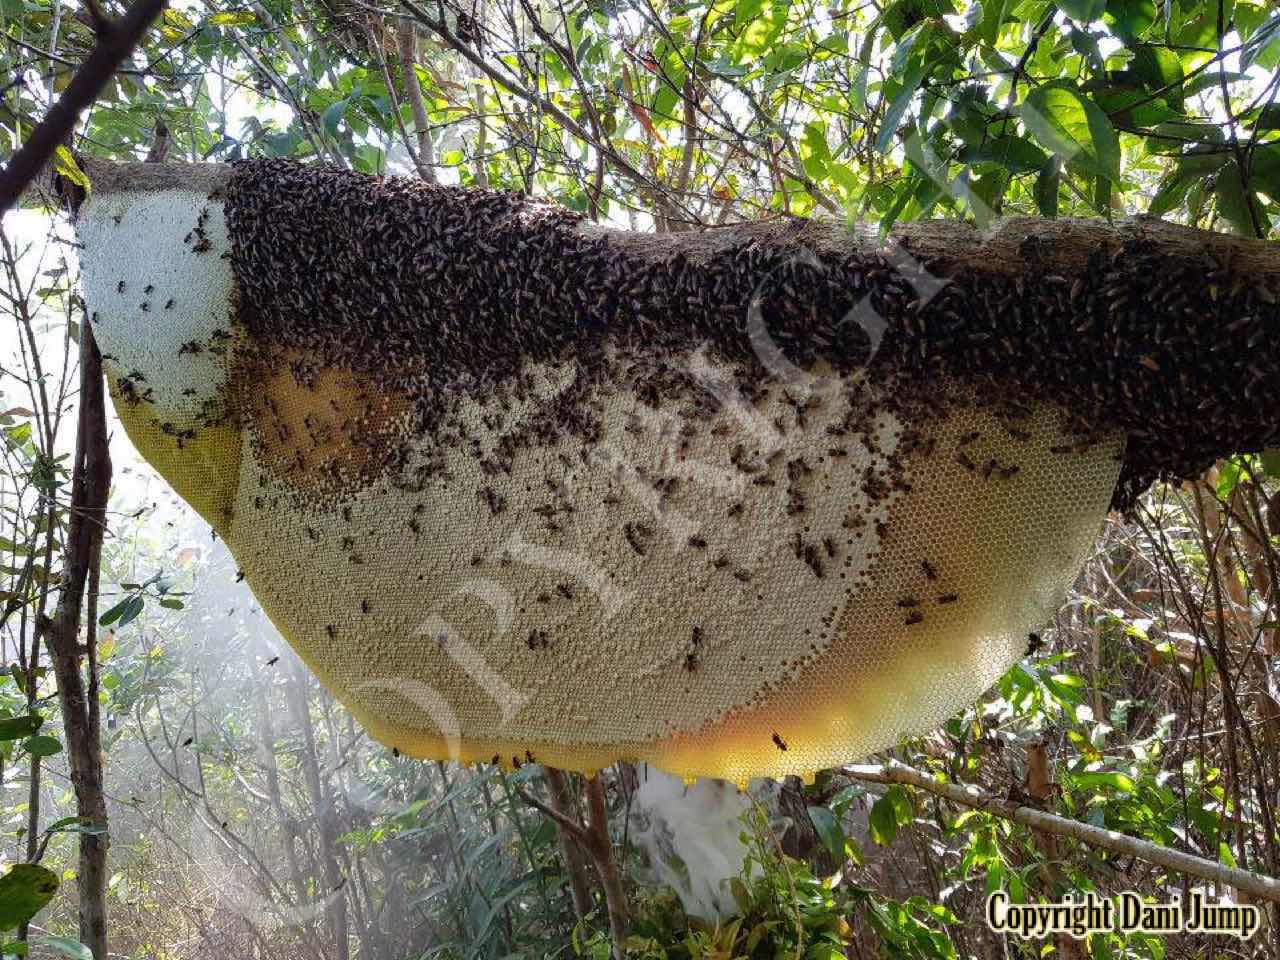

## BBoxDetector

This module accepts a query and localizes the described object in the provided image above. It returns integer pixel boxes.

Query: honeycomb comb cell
[74,159,1280,782]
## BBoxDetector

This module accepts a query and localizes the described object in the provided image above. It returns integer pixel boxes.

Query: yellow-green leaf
[53,146,90,195]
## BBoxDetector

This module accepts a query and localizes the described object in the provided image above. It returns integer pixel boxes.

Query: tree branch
[0,0,168,213]
[845,760,1280,904]
[514,780,589,844]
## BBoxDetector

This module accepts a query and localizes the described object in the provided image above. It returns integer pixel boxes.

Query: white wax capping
[78,189,235,421]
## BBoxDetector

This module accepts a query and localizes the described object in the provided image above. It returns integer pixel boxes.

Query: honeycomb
[77,175,1121,783]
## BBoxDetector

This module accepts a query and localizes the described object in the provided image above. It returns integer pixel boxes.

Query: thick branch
[543,767,595,919]
[846,760,1280,904]
[0,0,167,213]
[76,159,1280,514]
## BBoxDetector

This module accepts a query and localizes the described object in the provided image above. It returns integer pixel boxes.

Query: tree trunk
[41,321,111,958]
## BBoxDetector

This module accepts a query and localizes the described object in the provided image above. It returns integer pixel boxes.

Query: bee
[727,502,744,518]
[905,610,924,626]
[956,451,976,471]
[958,430,980,446]
[896,596,919,608]
[692,626,703,645]
[361,599,370,614]
[144,284,154,295]
[921,559,938,581]
[1025,632,1044,656]
[116,280,125,294]
[556,583,574,600]
[687,535,707,549]
[266,656,279,666]
[771,731,788,751]
[392,747,400,758]
[235,569,245,582]
[684,652,699,672]
[623,522,650,556]
[325,624,336,639]
[734,569,752,582]
[936,593,958,604]
[164,299,175,310]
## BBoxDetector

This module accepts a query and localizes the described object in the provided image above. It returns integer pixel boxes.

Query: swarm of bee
[73,158,1280,783]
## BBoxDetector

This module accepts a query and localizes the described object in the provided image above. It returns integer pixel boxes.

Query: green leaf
[1034,155,1062,216]
[0,864,59,930]
[875,60,927,153]
[1074,770,1136,793]
[1104,0,1156,40]
[807,805,845,859]
[52,146,90,195]
[207,10,256,25]
[115,595,145,628]
[98,596,132,626]
[158,597,185,610]
[33,937,92,960]
[1214,160,1267,236]
[1,941,30,957]
[0,714,42,741]
[1252,143,1280,199]
[1131,45,1185,109]
[978,0,1011,44]
[959,135,1049,173]
[1058,0,1105,21]
[1149,149,1228,215]
[868,794,899,845]
[884,0,955,39]
[1020,82,1121,181]
[22,735,61,758]
[43,817,106,837]
[800,123,831,179]
[321,99,349,136]
[1260,448,1280,477]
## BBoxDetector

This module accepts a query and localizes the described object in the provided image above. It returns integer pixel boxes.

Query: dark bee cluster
[221,159,1280,514]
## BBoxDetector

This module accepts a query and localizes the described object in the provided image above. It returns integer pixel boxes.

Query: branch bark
[40,320,112,958]
[394,20,438,182]
[581,775,629,957]
[0,0,168,213]
[845,760,1280,904]
[543,767,595,920]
